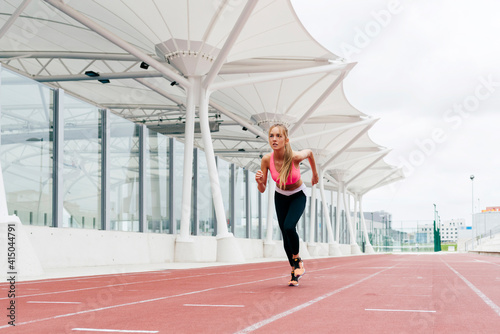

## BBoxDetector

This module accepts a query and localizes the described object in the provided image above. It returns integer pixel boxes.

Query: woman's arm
[255,154,270,193]
[295,149,319,186]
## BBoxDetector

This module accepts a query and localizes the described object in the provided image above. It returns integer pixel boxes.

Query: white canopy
[0,0,402,196]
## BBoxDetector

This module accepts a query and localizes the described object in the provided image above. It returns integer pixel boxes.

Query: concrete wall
[25,225,176,269]
[17,225,355,281]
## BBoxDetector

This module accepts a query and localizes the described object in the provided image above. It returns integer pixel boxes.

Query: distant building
[416,219,466,243]
[440,218,466,243]
[473,209,500,236]
[417,223,433,244]
[481,206,500,212]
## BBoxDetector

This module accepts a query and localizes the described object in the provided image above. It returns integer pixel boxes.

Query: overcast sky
[292,0,500,227]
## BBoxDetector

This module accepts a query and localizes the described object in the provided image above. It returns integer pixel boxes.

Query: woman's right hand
[255,170,264,185]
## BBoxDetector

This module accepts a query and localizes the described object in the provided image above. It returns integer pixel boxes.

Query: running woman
[255,124,319,286]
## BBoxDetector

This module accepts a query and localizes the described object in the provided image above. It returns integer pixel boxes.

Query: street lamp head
[470,175,474,180]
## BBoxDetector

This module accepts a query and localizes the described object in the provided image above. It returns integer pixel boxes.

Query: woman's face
[269,126,288,150]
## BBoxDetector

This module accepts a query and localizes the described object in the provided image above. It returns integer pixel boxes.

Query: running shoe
[293,257,305,278]
[288,270,299,286]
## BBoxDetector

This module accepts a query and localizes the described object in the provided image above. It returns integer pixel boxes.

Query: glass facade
[145,130,170,233]
[0,68,53,226]
[233,166,246,238]
[108,113,140,232]
[62,94,101,229]
[197,149,215,236]
[0,66,338,243]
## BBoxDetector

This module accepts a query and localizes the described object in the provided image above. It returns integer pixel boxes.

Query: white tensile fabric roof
[0,0,403,196]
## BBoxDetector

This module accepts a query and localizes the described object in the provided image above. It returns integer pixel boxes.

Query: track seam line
[441,257,500,317]
[234,264,398,334]
[0,266,341,330]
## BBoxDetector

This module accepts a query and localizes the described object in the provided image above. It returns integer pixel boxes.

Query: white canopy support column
[197,0,257,263]
[335,185,342,246]
[179,77,198,241]
[333,170,361,255]
[353,195,358,243]
[358,194,375,254]
[199,87,244,262]
[174,77,198,261]
[341,182,362,255]
[319,170,341,256]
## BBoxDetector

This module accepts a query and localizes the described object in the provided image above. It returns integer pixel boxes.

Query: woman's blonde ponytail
[269,124,294,189]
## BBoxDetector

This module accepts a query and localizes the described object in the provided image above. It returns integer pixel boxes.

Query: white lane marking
[0,265,285,300]
[443,259,500,316]
[27,301,81,304]
[0,269,310,330]
[365,308,435,313]
[72,329,158,333]
[0,260,376,330]
[378,294,431,297]
[234,265,397,334]
[184,304,244,308]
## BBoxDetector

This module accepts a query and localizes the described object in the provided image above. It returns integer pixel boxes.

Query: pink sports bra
[269,152,301,186]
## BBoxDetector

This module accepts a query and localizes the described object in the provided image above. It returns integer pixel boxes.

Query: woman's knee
[283,225,298,237]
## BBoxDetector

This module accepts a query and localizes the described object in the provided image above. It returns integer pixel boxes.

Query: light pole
[470,175,475,248]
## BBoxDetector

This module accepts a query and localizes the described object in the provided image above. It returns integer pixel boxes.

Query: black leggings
[274,190,306,267]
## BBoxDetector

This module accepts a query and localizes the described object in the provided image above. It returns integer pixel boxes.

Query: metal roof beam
[210,62,350,92]
[208,100,267,140]
[289,62,355,136]
[0,51,160,61]
[328,148,390,169]
[44,0,190,89]
[345,150,391,186]
[304,115,364,123]
[33,71,163,82]
[203,0,258,90]
[219,60,331,74]
[360,169,403,195]
[321,118,378,170]
[0,0,32,39]
[290,117,376,143]
[134,78,185,107]
[102,104,179,111]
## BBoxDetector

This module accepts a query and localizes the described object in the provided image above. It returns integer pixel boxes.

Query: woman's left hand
[311,173,319,186]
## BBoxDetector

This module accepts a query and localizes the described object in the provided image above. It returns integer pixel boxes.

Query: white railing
[464,225,500,252]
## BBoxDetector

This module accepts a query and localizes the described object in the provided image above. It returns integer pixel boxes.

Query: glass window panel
[62,95,101,229]
[217,158,231,235]
[234,166,246,238]
[197,150,214,236]
[145,131,170,233]
[108,113,140,232]
[172,138,184,234]
[304,196,311,242]
[0,68,53,226]
[249,172,260,239]
[261,182,280,241]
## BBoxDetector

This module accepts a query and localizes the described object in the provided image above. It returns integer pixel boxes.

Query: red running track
[1,253,500,333]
